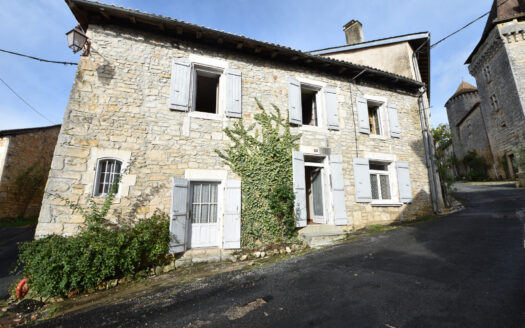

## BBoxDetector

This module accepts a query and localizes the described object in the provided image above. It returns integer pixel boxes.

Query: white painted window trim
[92,157,123,198]
[295,77,330,131]
[188,55,229,118]
[303,154,334,225]
[362,94,390,138]
[185,169,227,249]
[363,152,401,207]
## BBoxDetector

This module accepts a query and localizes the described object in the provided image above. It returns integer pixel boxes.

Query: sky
[0,0,493,131]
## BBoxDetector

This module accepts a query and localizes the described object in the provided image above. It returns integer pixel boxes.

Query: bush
[15,212,169,298]
[462,150,490,181]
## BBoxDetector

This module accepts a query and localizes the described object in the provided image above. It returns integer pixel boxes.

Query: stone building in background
[445,82,497,179]
[36,0,438,255]
[465,0,525,179]
[0,124,61,219]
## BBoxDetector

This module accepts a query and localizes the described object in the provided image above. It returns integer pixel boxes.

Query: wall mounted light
[66,25,90,56]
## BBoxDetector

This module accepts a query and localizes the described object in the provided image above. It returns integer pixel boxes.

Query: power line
[0,77,56,124]
[431,0,510,49]
[0,48,78,66]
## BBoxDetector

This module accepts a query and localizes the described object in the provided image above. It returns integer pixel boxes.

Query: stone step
[301,233,347,248]
[298,224,348,248]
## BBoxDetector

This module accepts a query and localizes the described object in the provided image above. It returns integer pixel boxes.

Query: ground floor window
[94,158,122,196]
[191,182,219,224]
[369,162,391,200]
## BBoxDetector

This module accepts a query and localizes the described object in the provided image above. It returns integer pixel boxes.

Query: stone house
[0,124,61,219]
[445,82,497,179]
[465,0,525,179]
[36,0,437,253]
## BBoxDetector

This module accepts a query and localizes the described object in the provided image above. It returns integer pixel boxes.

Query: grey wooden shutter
[356,96,370,134]
[225,68,242,118]
[292,151,307,227]
[353,158,372,203]
[170,177,189,253]
[388,103,401,138]
[224,179,241,249]
[325,86,339,130]
[288,78,302,125]
[396,162,413,203]
[330,155,347,226]
[169,58,192,111]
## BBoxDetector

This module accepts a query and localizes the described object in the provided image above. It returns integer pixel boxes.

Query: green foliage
[512,142,525,169]
[216,99,301,247]
[13,164,49,218]
[462,150,490,181]
[432,124,455,207]
[14,212,169,298]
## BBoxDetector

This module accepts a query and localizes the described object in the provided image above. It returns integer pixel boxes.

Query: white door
[311,167,326,224]
[189,182,219,248]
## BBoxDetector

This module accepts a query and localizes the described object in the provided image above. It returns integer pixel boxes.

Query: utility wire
[0,48,77,66]
[0,77,56,124]
[431,0,510,49]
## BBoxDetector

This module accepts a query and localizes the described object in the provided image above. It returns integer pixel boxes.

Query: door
[189,182,219,248]
[311,167,325,224]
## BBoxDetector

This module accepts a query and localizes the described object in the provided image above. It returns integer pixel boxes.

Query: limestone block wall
[0,126,60,219]
[469,22,525,178]
[35,24,432,237]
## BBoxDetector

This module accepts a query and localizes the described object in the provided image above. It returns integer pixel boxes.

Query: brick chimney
[343,20,364,45]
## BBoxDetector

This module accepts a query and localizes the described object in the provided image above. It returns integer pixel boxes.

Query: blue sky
[0,0,493,130]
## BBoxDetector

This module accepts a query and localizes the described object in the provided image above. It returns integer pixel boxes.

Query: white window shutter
[325,86,339,130]
[224,180,242,249]
[169,58,192,111]
[353,158,372,203]
[292,151,307,227]
[330,155,347,226]
[396,162,413,203]
[356,96,370,134]
[388,103,401,138]
[170,178,189,253]
[225,68,242,118]
[288,78,302,125]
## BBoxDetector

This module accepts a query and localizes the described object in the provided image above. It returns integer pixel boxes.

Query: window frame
[369,161,392,202]
[189,181,220,225]
[93,157,123,197]
[191,64,224,116]
[300,83,322,127]
[295,77,327,130]
[367,99,385,137]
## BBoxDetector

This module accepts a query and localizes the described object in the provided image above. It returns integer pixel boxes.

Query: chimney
[343,20,364,45]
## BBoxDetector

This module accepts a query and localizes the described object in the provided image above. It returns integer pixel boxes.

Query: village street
[35,183,525,328]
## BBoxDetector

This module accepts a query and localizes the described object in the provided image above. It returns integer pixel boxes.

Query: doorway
[189,181,219,248]
[304,156,327,224]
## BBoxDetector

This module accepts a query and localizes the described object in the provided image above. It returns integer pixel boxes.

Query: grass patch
[0,216,38,228]
[364,224,397,233]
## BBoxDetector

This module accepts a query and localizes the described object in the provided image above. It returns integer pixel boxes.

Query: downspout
[417,87,441,213]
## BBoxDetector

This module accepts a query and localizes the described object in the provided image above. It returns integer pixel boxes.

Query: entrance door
[305,166,326,224]
[189,182,219,248]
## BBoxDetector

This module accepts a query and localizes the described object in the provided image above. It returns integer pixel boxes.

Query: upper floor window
[193,65,222,114]
[301,85,320,126]
[356,96,401,138]
[483,66,492,82]
[94,158,122,196]
[368,102,382,135]
[490,94,500,112]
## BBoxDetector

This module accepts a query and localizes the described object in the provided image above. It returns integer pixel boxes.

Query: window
[301,86,319,126]
[368,102,382,135]
[190,182,219,224]
[369,162,391,200]
[490,94,499,112]
[193,66,222,114]
[94,159,122,196]
[483,66,492,82]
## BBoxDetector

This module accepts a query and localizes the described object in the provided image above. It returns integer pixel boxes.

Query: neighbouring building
[0,124,61,219]
[445,82,497,179]
[465,0,525,179]
[36,0,437,255]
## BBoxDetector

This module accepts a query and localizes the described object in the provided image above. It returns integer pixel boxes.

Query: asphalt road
[0,226,35,299]
[38,183,525,327]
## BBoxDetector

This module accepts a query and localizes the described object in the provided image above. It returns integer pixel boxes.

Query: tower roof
[466,0,525,63]
[447,81,478,103]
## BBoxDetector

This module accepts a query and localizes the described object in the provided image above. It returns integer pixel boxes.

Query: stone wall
[36,24,432,237]
[0,126,61,219]
[469,21,525,179]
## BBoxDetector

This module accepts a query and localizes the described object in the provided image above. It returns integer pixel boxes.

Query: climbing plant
[432,124,455,207]
[216,99,301,247]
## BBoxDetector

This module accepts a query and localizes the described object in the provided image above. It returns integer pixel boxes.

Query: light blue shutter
[169,58,192,111]
[353,158,372,203]
[225,69,242,118]
[325,86,339,130]
[170,178,189,253]
[224,180,241,249]
[288,78,302,125]
[356,96,370,134]
[293,151,307,227]
[388,103,401,138]
[330,155,347,225]
[396,162,413,203]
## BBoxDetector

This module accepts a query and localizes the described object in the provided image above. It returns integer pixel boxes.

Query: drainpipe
[417,87,441,214]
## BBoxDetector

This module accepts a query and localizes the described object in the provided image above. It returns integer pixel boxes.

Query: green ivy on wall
[216,100,301,247]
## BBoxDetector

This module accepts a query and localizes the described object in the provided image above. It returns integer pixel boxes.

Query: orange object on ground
[16,278,29,299]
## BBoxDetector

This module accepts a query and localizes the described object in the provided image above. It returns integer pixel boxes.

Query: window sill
[189,111,223,121]
[371,202,403,207]
[369,134,388,140]
[299,125,328,133]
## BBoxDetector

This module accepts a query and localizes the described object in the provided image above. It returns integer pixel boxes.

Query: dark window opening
[195,71,220,114]
[301,88,318,126]
[368,104,381,135]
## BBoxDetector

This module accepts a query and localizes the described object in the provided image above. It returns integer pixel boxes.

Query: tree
[432,124,455,207]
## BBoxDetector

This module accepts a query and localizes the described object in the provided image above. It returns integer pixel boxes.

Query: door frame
[304,155,333,225]
[188,181,221,249]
